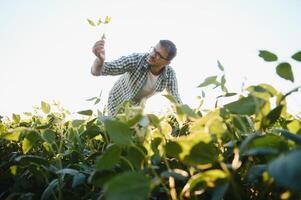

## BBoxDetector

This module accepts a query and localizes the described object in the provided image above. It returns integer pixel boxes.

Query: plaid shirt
[98,53,182,116]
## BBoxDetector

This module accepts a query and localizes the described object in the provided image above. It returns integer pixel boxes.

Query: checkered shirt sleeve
[101,53,141,76]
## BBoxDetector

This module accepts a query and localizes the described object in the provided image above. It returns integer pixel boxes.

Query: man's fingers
[94,47,105,58]
[92,40,105,58]
[93,45,104,56]
[93,43,103,51]
[94,40,105,47]
[93,43,104,49]
[93,43,104,52]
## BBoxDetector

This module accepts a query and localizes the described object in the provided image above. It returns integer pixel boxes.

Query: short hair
[159,40,177,61]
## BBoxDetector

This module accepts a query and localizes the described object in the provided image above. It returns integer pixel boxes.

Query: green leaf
[176,104,197,118]
[147,114,161,128]
[89,170,116,187]
[221,85,228,93]
[41,129,56,144]
[232,115,252,133]
[287,120,300,134]
[221,75,226,86]
[94,98,101,105]
[72,173,86,188]
[97,18,102,26]
[104,16,112,24]
[182,170,228,195]
[86,97,97,101]
[163,94,177,104]
[247,135,289,153]
[209,118,227,138]
[81,125,100,139]
[165,141,182,158]
[291,51,301,62]
[15,155,49,166]
[41,101,51,114]
[197,76,218,87]
[104,172,151,200]
[258,50,278,62]
[72,119,86,127]
[77,109,93,116]
[258,83,278,96]
[125,146,146,170]
[224,95,266,115]
[0,130,21,141]
[268,150,301,195]
[87,18,96,26]
[217,93,237,99]
[104,120,132,145]
[86,118,97,128]
[274,129,301,145]
[126,113,143,127]
[41,179,59,200]
[96,144,121,170]
[201,90,205,98]
[239,133,261,154]
[247,85,267,93]
[225,92,237,97]
[12,113,20,123]
[22,131,40,154]
[183,142,220,165]
[242,147,279,156]
[276,62,294,82]
[262,105,283,128]
[217,60,224,71]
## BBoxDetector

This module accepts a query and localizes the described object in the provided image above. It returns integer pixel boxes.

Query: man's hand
[92,39,106,64]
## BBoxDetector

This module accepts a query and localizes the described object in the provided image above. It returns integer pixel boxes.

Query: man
[91,39,182,116]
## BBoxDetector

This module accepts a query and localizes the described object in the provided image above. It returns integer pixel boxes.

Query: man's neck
[149,65,165,76]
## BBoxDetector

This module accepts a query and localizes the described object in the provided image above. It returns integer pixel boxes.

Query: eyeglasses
[149,47,169,61]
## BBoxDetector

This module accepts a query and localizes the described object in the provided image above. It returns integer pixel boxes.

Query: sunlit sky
[1,0,301,117]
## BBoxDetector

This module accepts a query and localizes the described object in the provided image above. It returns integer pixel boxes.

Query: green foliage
[197,76,219,88]
[104,119,133,145]
[96,144,121,170]
[41,101,51,114]
[258,50,278,62]
[1,50,301,200]
[103,172,151,200]
[224,95,265,115]
[86,90,102,105]
[258,50,300,83]
[87,16,112,39]
[292,51,301,62]
[268,150,301,195]
[276,62,294,82]
[77,109,93,116]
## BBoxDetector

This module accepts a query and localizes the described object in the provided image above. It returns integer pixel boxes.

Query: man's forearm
[91,58,104,76]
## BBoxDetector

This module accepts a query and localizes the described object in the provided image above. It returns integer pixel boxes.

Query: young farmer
[91,39,182,116]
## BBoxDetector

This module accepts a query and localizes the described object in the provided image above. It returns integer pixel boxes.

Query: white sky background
[0,0,301,117]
